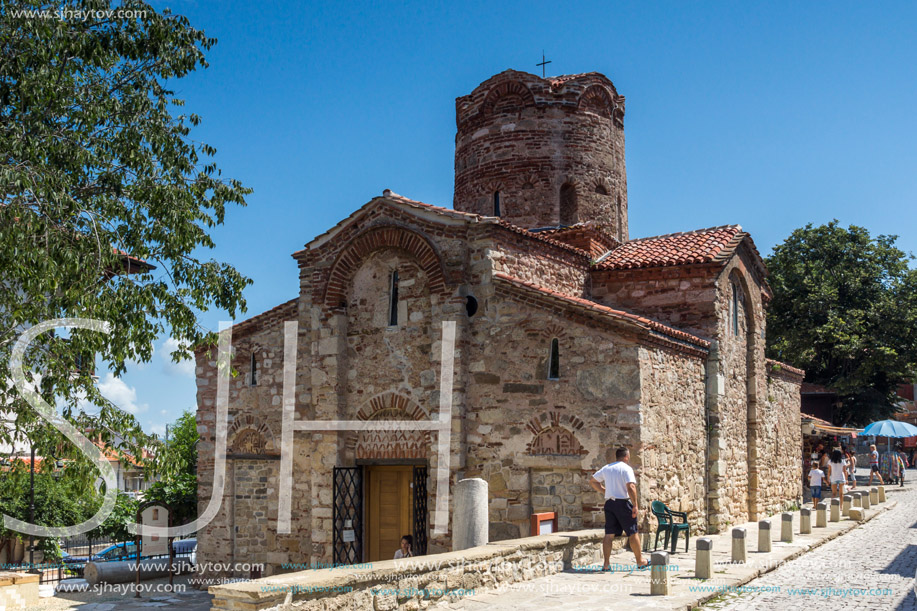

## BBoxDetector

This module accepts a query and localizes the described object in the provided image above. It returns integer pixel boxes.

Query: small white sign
[141,505,169,557]
[342,529,355,543]
[539,521,554,535]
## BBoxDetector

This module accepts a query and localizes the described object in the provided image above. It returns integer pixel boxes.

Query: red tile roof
[494,273,710,354]
[596,225,744,270]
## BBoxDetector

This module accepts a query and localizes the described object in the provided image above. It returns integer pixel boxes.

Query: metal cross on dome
[537,52,551,78]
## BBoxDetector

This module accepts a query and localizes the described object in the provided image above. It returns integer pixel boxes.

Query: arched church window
[249,352,257,386]
[732,284,740,336]
[389,270,399,326]
[595,184,608,195]
[560,184,577,226]
[548,338,560,380]
[493,191,501,217]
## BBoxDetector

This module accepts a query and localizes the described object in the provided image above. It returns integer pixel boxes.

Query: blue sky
[101,0,917,436]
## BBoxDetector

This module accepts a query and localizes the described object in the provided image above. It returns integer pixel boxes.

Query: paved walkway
[23,575,212,611]
[436,476,906,611]
[702,475,917,611]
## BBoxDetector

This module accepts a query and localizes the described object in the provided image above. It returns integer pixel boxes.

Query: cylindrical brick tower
[453,70,628,241]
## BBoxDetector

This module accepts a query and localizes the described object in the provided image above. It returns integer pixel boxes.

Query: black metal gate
[412,465,428,555]
[333,467,363,565]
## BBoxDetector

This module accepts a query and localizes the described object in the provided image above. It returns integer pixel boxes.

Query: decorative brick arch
[526,411,587,456]
[324,226,449,310]
[347,392,431,460]
[228,412,277,455]
[481,80,536,116]
[578,85,615,119]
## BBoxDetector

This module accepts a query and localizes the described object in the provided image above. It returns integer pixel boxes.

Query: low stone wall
[210,530,607,610]
[0,571,40,610]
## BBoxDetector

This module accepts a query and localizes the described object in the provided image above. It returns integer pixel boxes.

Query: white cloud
[159,337,195,378]
[97,373,149,415]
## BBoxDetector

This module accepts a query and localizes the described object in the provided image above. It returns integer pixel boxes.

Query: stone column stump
[757,520,771,552]
[731,527,747,563]
[869,487,878,505]
[878,486,886,502]
[781,513,793,542]
[800,508,812,534]
[862,490,871,509]
[816,502,827,527]
[695,538,713,579]
[452,478,489,551]
[852,492,862,508]
[829,498,840,522]
[848,507,864,521]
[842,495,851,516]
[650,551,671,596]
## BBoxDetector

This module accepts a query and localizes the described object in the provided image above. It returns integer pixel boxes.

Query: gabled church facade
[194,69,803,577]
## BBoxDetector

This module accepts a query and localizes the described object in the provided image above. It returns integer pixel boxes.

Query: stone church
[194,69,803,577]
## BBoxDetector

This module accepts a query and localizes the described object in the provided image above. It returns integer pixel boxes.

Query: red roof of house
[596,225,745,270]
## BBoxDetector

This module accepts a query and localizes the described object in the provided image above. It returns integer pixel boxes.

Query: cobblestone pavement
[703,468,917,611]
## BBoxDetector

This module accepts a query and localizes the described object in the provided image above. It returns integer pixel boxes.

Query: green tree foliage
[151,409,197,480]
[0,1,250,459]
[84,491,138,543]
[0,460,95,560]
[143,410,199,524]
[766,221,917,425]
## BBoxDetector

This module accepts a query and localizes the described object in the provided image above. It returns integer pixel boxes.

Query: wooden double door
[365,465,414,562]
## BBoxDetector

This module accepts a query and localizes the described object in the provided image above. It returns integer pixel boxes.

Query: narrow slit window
[389,270,399,326]
[548,338,560,380]
[493,191,501,217]
[250,352,258,386]
[732,285,739,336]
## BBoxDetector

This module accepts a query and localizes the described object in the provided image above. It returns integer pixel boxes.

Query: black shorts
[871,464,880,472]
[603,498,639,536]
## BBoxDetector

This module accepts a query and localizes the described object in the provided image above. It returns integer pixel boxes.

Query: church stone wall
[637,346,708,535]
[758,365,804,515]
[195,301,313,579]
[486,229,590,297]
[591,267,720,339]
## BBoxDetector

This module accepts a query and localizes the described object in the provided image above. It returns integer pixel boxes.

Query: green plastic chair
[651,500,690,553]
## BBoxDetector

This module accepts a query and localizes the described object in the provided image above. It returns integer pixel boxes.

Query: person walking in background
[590,447,648,570]
[827,448,847,499]
[868,444,884,486]
[896,452,906,487]
[808,463,825,508]
[844,447,857,489]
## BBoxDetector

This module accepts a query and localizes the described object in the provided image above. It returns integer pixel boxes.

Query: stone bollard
[731,527,747,563]
[452,478,489,551]
[650,551,671,596]
[862,490,871,509]
[800,508,812,534]
[870,487,879,505]
[878,486,886,503]
[695,538,714,579]
[842,495,852,516]
[852,491,862,508]
[757,520,771,552]
[849,507,864,521]
[816,502,827,527]
[830,498,840,522]
[781,513,794,542]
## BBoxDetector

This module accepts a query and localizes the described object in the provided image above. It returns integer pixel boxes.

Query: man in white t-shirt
[589,447,647,570]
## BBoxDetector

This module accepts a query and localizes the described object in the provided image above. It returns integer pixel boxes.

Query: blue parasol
[861,419,917,438]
